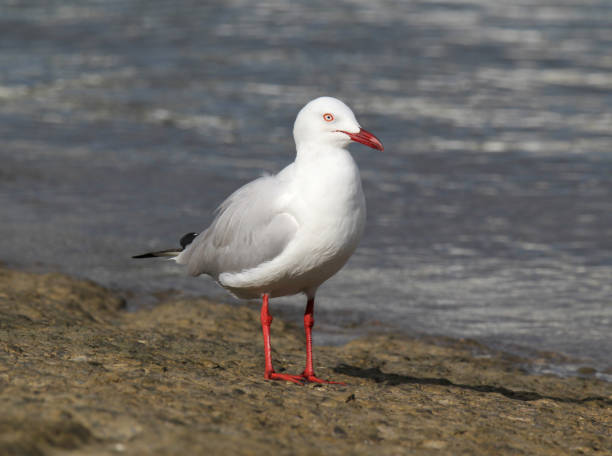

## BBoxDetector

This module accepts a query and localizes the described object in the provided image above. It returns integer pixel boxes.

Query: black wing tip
[132,233,197,259]
[132,253,157,259]
[180,232,198,249]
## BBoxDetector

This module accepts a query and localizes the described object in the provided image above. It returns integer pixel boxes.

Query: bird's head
[293,97,383,152]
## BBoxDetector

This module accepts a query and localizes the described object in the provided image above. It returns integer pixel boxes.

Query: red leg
[300,297,345,385]
[260,293,304,385]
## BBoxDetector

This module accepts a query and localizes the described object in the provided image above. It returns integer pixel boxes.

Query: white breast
[218,146,366,299]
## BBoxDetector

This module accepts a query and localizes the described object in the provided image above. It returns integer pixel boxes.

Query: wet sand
[0,266,610,455]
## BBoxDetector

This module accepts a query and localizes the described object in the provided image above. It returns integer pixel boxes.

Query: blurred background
[1,0,611,379]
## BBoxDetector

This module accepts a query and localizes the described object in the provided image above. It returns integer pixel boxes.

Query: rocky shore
[0,266,610,455]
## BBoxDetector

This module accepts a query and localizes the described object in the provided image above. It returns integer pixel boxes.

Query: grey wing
[177,174,299,278]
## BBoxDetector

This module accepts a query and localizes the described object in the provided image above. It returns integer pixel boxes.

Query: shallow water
[1,0,611,378]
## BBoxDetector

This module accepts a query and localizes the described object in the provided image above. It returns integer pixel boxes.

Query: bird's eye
[323,113,334,122]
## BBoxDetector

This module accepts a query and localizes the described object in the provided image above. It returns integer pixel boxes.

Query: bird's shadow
[334,364,611,406]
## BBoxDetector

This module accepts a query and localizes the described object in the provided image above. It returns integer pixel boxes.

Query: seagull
[134,96,383,384]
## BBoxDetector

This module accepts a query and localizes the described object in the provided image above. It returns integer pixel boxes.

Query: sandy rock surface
[0,266,610,455]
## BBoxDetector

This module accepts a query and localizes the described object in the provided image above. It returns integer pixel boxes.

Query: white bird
[134,96,383,384]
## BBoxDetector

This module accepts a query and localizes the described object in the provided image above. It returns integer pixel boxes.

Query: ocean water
[1,0,611,379]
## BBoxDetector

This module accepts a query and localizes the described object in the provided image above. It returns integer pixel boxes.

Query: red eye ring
[323,113,334,122]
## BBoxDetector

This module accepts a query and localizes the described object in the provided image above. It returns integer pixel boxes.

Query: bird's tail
[132,232,198,259]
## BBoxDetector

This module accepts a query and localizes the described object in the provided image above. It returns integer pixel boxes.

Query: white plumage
[135,96,383,384]
[176,96,378,299]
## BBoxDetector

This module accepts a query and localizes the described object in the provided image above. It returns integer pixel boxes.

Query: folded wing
[177,174,299,278]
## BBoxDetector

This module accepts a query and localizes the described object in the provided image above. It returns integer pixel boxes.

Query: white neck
[294,140,352,166]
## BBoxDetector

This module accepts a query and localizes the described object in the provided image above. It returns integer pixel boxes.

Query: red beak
[338,128,384,151]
